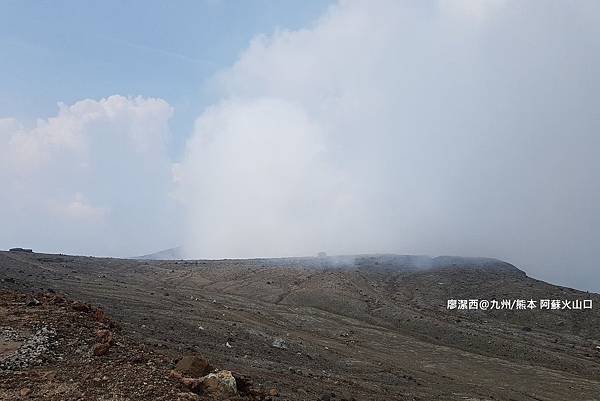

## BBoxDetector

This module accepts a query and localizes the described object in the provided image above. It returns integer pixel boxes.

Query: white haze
[176,1,600,290]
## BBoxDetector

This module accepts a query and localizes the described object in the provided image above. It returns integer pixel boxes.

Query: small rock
[26,298,40,307]
[269,388,280,397]
[272,338,288,350]
[94,309,106,322]
[96,329,113,344]
[92,342,110,356]
[20,388,32,397]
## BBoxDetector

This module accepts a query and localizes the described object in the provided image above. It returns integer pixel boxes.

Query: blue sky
[0,0,332,156]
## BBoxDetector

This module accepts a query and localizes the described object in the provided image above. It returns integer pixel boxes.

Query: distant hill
[133,247,185,260]
[131,249,523,276]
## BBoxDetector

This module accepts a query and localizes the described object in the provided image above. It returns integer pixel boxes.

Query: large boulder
[198,370,237,398]
[170,369,238,399]
[174,355,213,378]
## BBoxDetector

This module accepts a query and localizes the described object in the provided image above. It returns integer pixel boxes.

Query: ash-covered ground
[1,250,600,400]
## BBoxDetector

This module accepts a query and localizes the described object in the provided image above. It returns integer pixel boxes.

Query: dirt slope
[1,251,600,400]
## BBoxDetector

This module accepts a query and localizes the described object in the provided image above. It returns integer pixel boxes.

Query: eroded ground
[1,251,600,400]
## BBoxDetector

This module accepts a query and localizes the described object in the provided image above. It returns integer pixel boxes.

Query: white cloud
[438,0,507,22]
[0,96,178,257]
[177,97,349,258]
[50,193,108,222]
[177,0,600,290]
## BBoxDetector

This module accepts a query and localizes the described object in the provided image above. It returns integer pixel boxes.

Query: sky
[1,1,599,292]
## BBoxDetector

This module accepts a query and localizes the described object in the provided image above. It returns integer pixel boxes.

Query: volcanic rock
[174,355,213,378]
[198,370,237,398]
[92,342,110,356]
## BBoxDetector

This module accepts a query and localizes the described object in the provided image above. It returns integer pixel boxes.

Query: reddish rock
[92,342,110,356]
[95,329,114,344]
[170,371,203,391]
[269,388,280,397]
[94,309,106,322]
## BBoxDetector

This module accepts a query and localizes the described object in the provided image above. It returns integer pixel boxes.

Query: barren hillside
[1,251,600,400]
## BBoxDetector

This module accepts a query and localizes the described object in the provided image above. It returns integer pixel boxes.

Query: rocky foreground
[1,251,600,400]
[0,290,283,400]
